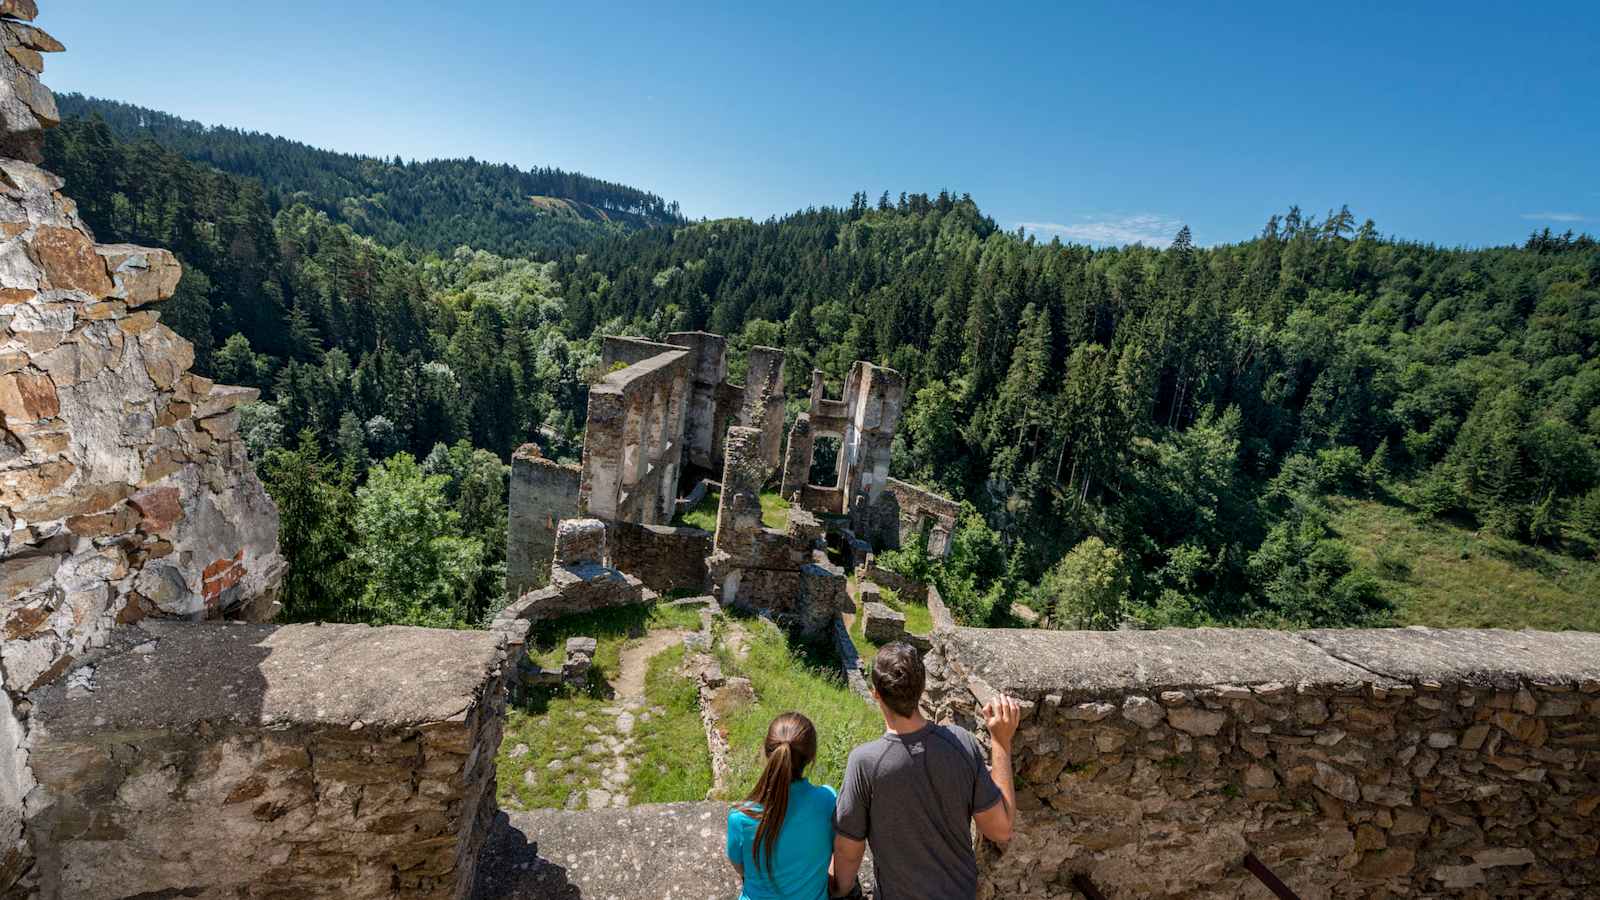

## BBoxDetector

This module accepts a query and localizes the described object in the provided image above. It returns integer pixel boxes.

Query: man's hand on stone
[981,695,1021,752]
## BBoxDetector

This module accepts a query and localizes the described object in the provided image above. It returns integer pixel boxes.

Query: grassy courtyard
[497,598,880,811]
[673,488,791,532]
[715,614,882,797]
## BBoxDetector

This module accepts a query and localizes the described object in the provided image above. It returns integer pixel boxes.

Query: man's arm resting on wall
[974,695,1020,843]
[831,834,867,897]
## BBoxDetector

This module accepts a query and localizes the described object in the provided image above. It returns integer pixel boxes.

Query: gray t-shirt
[834,723,1002,900]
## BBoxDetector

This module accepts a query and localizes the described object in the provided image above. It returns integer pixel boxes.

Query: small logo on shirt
[908,742,925,755]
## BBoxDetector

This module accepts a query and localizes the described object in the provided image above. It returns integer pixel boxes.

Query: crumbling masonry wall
[780,361,955,557]
[609,520,711,594]
[0,8,288,891]
[24,622,506,899]
[853,477,960,557]
[505,444,578,596]
[923,626,1600,898]
[578,342,689,525]
[706,426,848,637]
[2,10,515,898]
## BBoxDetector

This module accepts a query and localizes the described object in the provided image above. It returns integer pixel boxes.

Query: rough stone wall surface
[609,520,710,594]
[24,622,506,900]
[554,517,606,567]
[0,11,284,891]
[738,346,784,475]
[923,626,1600,899]
[707,427,846,636]
[665,331,727,473]
[492,518,652,654]
[853,476,960,558]
[577,348,689,525]
[778,410,812,503]
[505,444,578,597]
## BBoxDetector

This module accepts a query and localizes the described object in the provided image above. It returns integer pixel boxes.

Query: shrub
[1040,537,1131,630]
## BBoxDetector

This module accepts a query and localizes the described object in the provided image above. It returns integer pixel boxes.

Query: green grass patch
[525,602,704,671]
[880,589,934,636]
[497,691,620,810]
[499,603,711,811]
[673,488,790,532]
[758,490,791,530]
[630,644,714,804]
[1327,496,1600,631]
[674,487,721,532]
[716,617,882,798]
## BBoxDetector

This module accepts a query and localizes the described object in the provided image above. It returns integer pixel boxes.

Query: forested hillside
[55,94,683,256]
[560,194,1600,629]
[42,111,1600,634]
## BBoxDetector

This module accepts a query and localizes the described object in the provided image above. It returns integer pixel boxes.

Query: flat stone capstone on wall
[923,626,1600,898]
[25,621,507,899]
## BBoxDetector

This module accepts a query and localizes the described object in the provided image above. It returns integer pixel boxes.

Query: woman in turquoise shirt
[726,712,837,900]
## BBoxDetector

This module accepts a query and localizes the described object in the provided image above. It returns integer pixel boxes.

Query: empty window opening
[809,435,841,488]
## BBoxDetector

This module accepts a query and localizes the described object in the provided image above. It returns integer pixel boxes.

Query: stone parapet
[24,622,507,899]
[924,626,1600,898]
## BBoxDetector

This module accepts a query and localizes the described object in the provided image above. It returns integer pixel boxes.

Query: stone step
[474,803,741,899]
[475,803,877,899]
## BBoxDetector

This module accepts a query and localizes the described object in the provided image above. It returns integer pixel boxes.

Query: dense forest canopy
[56,94,684,257]
[43,110,1600,634]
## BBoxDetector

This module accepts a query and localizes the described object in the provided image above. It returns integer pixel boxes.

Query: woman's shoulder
[728,802,761,828]
[801,780,839,806]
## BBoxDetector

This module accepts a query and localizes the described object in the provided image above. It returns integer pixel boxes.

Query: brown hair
[739,712,817,876]
[871,642,925,717]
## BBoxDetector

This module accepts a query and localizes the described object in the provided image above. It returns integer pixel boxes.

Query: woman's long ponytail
[740,712,817,878]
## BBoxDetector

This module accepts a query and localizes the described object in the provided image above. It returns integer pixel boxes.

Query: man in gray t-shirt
[830,642,1020,900]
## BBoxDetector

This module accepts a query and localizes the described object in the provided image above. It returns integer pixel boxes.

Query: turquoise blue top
[726,780,838,900]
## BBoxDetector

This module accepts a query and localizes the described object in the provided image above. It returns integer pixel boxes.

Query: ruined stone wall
[738,346,784,476]
[24,622,505,900]
[706,426,847,636]
[783,362,917,531]
[0,9,284,890]
[505,443,578,597]
[924,627,1600,898]
[665,332,728,473]
[493,518,651,641]
[853,477,959,558]
[609,520,710,594]
[578,348,689,525]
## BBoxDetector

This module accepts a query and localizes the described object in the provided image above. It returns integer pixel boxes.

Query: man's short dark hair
[871,642,925,717]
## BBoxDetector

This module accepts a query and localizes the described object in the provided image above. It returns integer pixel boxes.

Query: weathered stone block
[863,601,906,644]
[555,517,607,567]
[25,623,506,900]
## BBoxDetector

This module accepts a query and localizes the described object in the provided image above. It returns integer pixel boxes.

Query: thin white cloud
[1520,211,1589,223]
[1017,214,1187,247]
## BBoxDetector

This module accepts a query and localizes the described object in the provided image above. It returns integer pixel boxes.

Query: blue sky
[37,1,1600,247]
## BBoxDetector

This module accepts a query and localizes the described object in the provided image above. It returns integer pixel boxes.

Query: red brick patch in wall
[202,550,246,607]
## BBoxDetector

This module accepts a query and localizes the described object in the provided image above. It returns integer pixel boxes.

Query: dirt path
[613,628,692,698]
[570,629,694,811]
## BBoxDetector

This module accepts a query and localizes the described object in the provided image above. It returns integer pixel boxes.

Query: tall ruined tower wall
[0,4,285,890]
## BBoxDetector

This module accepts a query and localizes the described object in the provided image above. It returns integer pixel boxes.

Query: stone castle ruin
[504,329,959,624]
[5,6,1600,899]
